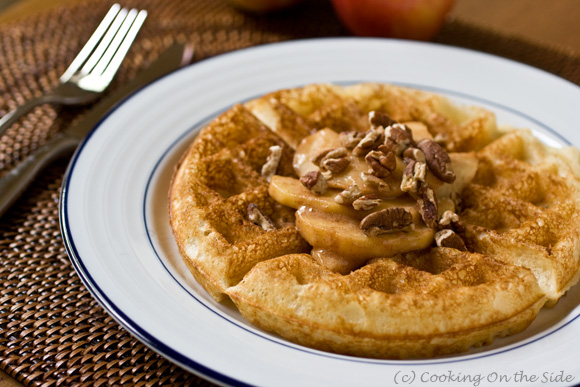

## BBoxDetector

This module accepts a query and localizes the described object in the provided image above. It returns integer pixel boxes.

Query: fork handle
[0,95,61,137]
[0,132,78,217]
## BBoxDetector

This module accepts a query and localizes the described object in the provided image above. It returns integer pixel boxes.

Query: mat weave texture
[0,0,579,386]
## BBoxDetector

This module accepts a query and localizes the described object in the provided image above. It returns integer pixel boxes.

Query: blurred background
[453,0,580,53]
[0,0,579,54]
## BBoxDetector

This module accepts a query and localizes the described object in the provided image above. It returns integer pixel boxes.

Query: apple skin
[228,0,304,13]
[331,0,455,41]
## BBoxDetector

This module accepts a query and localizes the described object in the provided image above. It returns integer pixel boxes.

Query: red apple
[228,0,304,13]
[331,0,455,41]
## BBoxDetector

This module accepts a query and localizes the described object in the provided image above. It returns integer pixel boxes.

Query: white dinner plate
[60,38,580,387]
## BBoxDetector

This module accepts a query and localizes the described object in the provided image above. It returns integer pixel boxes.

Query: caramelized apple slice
[245,97,312,149]
[437,152,478,198]
[293,128,343,177]
[404,121,433,141]
[270,175,421,220]
[296,207,434,261]
[311,248,366,275]
[270,175,350,215]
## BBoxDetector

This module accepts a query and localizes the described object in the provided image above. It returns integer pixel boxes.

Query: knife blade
[0,42,194,217]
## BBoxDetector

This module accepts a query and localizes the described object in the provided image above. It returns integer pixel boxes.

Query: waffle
[169,83,580,359]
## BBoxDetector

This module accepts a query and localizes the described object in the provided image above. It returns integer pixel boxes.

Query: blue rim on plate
[59,37,580,386]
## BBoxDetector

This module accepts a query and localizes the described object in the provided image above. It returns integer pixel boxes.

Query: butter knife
[0,42,194,217]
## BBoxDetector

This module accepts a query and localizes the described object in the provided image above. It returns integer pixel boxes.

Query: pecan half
[311,147,348,165]
[402,147,426,163]
[368,111,397,128]
[401,159,427,194]
[300,170,327,195]
[261,145,283,182]
[247,203,275,231]
[320,156,350,174]
[383,124,416,156]
[352,127,385,156]
[312,147,350,174]
[417,139,456,183]
[352,194,382,211]
[360,207,414,236]
[340,131,366,150]
[365,150,396,177]
[334,184,362,205]
[435,229,467,251]
[417,183,438,228]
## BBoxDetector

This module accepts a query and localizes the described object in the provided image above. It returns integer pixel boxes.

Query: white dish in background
[60,38,580,387]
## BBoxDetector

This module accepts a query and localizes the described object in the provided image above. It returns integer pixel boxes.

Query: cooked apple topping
[267,111,477,273]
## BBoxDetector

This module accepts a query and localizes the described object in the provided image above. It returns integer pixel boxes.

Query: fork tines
[60,4,147,84]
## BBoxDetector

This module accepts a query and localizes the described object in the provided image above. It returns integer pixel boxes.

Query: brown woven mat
[0,1,579,386]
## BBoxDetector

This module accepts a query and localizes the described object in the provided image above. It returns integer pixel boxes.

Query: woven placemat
[0,1,579,386]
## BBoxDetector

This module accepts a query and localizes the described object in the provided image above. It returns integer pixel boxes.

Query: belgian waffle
[169,83,580,358]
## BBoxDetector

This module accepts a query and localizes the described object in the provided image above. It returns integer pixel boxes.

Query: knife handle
[0,133,78,217]
[0,94,56,138]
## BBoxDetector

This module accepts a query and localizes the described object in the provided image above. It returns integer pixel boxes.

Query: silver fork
[0,4,147,137]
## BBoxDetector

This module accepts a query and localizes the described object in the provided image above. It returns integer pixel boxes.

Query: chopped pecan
[402,147,426,163]
[311,147,348,165]
[247,203,275,231]
[361,173,391,194]
[383,124,416,156]
[261,145,283,182]
[417,183,438,228]
[368,111,397,128]
[320,156,350,174]
[340,131,366,150]
[360,207,414,236]
[300,171,328,195]
[417,139,456,183]
[438,210,460,228]
[365,150,396,177]
[438,209,466,234]
[311,147,350,174]
[352,127,385,156]
[334,184,362,205]
[435,229,467,251]
[401,160,427,194]
[352,194,382,211]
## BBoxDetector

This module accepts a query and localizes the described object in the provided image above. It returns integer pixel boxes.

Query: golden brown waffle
[169,83,580,359]
[460,129,580,304]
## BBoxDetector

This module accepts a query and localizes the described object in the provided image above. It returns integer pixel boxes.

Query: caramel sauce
[282,121,473,274]
[312,248,366,275]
